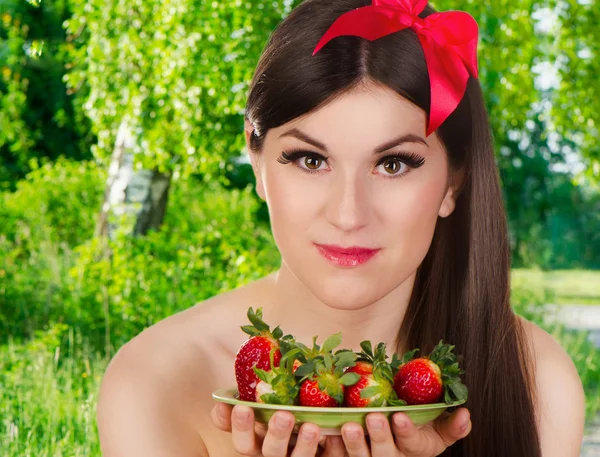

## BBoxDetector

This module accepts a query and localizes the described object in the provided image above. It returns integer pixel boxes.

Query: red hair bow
[313,0,479,137]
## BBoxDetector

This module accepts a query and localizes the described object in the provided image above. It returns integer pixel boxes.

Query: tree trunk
[95,118,171,240]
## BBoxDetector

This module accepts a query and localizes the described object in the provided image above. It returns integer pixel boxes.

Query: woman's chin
[313,289,383,311]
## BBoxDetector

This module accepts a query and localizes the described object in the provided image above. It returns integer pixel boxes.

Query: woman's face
[246,82,459,310]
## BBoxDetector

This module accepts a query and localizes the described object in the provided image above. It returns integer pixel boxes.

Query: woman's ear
[438,168,465,218]
[438,186,457,218]
[244,119,266,201]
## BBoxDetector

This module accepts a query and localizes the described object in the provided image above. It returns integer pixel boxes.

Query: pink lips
[314,243,381,267]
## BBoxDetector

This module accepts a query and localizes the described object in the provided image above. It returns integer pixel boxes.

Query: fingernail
[301,428,316,440]
[460,420,470,433]
[394,415,407,429]
[217,404,226,419]
[367,417,383,430]
[235,407,250,428]
[276,415,292,428]
[344,428,360,440]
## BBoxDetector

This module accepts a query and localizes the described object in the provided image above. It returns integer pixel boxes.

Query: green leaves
[253,367,272,384]
[246,307,270,333]
[294,361,315,379]
[322,332,342,354]
[241,307,288,343]
[360,340,374,358]
[63,0,300,183]
[360,386,381,400]
[448,381,469,402]
[339,372,360,387]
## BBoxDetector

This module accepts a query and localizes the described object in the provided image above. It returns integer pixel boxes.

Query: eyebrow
[278,128,428,154]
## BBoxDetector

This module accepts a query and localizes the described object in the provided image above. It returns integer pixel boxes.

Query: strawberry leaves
[428,339,468,404]
[241,307,285,340]
[253,347,303,405]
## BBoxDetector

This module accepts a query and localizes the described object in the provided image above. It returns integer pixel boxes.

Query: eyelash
[276,149,426,178]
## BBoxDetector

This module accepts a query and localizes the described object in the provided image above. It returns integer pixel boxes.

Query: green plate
[212,388,466,436]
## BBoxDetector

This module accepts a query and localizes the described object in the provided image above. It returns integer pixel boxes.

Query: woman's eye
[278,150,423,178]
[377,158,408,176]
[301,156,326,171]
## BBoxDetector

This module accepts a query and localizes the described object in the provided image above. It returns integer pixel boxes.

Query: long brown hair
[244,0,542,455]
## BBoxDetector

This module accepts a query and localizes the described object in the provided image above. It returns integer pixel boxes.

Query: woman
[96,0,586,456]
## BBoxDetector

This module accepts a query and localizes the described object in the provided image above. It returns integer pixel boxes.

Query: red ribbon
[313,0,479,137]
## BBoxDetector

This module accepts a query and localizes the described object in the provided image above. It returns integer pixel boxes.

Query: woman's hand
[212,402,335,456]
[212,401,471,457]
[328,407,472,457]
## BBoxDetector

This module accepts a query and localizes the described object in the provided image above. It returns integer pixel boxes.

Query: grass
[0,327,106,457]
[512,268,600,306]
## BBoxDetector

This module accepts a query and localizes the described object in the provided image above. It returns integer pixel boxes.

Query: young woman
[96,0,586,456]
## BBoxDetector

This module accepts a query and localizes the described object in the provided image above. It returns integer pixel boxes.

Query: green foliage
[0,158,280,351]
[0,157,104,337]
[0,0,94,190]
[67,182,280,352]
[63,0,300,184]
[545,0,600,177]
[0,157,104,246]
[0,324,104,457]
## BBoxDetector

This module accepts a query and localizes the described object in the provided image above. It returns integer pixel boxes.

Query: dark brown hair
[244,0,542,455]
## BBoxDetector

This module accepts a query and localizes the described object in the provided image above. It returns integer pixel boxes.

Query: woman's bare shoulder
[97,274,276,457]
[517,315,586,457]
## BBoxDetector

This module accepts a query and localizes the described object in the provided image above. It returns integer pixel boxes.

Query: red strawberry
[299,379,339,407]
[393,339,468,405]
[295,333,360,407]
[235,307,285,402]
[344,342,406,407]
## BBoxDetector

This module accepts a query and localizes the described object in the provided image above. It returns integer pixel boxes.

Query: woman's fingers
[211,402,233,432]
[321,436,347,457]
[290,423,322,457]
[341,422,371,457]
[261,411,297,457]
[391,408,471,456]
[365,413,399,456]
[390,413,430,455]
[231,405,262,456]
[430,408,472,454]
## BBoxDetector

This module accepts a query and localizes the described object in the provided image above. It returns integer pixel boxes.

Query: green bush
[0,157,105,247]
[0,158,105,339]
[0,159,281,352]
[65,177,281,353]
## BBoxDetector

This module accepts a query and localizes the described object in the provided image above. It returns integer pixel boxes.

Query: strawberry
[299,378,339,407]
[235,307,286,402]
[253,348,303,405]
[344,341,406,407]
[295,333,360,407]
[393,339,468,405]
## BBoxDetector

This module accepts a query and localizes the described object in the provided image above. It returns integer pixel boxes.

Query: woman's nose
[325,174,372,233]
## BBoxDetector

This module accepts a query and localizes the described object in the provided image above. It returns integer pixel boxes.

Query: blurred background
[0,0,598,455]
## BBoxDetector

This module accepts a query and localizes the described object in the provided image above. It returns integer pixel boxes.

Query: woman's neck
[260,264,415,355]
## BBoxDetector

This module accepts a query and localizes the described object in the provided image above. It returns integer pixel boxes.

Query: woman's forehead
[267,85,444,155]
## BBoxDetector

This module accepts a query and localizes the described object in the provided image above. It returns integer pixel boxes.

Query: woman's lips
[314,243,381,267]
